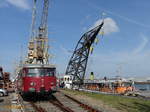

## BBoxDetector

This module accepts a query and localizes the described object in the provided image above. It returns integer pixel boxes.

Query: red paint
[23,76,56,92]
[16,66,57,95]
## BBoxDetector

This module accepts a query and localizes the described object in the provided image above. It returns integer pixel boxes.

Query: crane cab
[63,75,73,89]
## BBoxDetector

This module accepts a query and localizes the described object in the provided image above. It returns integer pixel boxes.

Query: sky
[0,0,150,79]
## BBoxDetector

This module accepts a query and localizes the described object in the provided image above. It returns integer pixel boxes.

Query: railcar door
[43,67,56,91]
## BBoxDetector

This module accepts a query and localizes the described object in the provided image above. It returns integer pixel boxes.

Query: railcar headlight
[30,82,36,86]
[51,86,56,91]
[51,82,54,85]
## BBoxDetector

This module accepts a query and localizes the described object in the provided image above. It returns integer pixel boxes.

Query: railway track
[15,93,48,112]
[18,93,75,112]
[49,96,75,112]
[30,102,47,112]
[54,91,102,112]
[14,91,102,112]
[64,94,101,112]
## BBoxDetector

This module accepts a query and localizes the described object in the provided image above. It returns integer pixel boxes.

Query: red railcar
[17,64,57,96]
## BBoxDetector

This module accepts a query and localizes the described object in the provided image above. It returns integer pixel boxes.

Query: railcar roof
[22,64,56,68]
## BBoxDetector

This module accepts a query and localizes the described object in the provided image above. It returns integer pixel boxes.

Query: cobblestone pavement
[0,94,11,112]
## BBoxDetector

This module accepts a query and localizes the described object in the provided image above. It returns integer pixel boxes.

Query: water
[135,83,150,91]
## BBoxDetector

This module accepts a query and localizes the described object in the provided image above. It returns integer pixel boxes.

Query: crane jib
[65,22,104,86]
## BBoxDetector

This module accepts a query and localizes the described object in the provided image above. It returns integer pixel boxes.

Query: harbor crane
[65,22,104,87]
[26,0,49,64]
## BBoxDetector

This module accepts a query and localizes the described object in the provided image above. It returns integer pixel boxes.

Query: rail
[49,96,75,112]
[30,102,47,112]
[64,94,102,112]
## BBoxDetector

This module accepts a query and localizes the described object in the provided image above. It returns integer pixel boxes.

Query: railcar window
[27,68,40,76]
[67,78,69,81]
[45,68,56,76]
[25,68,56,76]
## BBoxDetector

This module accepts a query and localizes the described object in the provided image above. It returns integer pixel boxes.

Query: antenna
[101,12,106,22]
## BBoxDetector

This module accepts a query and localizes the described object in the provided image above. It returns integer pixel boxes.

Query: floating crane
[65,22,104,87]
[26,0,49,64]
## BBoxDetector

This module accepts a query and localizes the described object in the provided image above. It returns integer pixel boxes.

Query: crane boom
[40,0,49,29]
[36,0,49,64]
[65,22,104,86]
[30,0,37,39]
[27,0,37,64]
[39,0,49,38]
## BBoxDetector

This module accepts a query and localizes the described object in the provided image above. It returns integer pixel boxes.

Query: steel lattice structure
[26,0,50,64]
[36,0,49,64]
[39,0,49,38]
[65,22,104,85]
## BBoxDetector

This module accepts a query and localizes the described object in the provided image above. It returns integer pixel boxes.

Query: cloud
[85,0,150,29]
[133,34,148,54]
[5,0,30,10]
[90,17,119,35]
[104,10,150,29]
[0,1,9,8]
